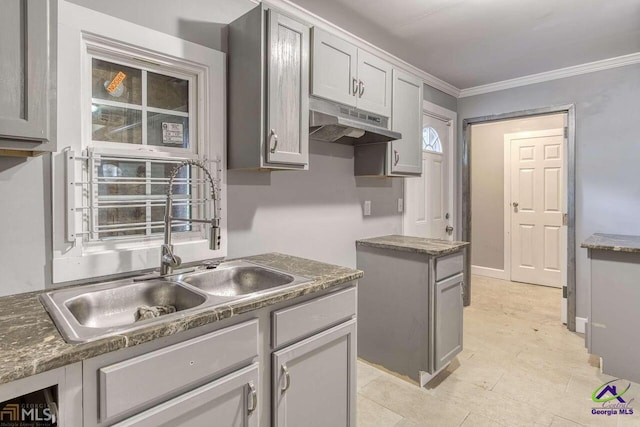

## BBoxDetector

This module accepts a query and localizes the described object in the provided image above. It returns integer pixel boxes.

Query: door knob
[446,225,454,234]
[512,202,519,208]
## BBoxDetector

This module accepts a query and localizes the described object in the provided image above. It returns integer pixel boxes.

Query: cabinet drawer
[99,319,258,422]
[272,286,356,348]
[435,252,463,281]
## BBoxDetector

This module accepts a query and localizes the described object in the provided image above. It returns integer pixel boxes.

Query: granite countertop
[357,234,469,256]
[581,233,640,253]
[0,253,362,385]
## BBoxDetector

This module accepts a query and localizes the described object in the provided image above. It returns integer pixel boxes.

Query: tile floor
[357,275,640,427]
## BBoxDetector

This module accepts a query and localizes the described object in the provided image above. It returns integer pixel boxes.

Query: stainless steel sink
[40,279,208,343]
[64,280,206,328]
[180,261,304,297]
[40,260,311,344]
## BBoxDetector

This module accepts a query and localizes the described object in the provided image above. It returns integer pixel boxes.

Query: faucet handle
[161,244,182,268]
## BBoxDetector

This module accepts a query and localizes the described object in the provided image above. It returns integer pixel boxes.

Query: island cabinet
[0,0,57,153]
[583,233,640,384]
[228,4,310,170]
[356,235,468,386]
[311,27,392,117]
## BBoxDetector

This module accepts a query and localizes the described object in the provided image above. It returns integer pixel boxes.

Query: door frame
[503,128,567,291]
[462,104,576,331]
[403,100,457,238]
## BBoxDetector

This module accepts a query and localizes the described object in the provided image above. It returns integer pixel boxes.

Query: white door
[404,112,453,240]
[508,129,564,287]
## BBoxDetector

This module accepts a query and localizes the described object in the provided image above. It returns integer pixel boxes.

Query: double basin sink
[40,261,310,344]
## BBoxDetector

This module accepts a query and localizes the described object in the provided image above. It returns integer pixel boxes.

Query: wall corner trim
[459,52,640,98]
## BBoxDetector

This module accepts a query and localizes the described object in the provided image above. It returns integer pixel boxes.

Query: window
[86,56,198,242]
[52,11,226,284]
[422,126,443,153]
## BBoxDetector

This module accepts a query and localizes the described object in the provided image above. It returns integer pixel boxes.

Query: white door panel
[404,112,453,240]
[509,130,564,287]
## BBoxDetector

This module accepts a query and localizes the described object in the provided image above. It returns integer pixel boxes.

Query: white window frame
[52,2,226,284]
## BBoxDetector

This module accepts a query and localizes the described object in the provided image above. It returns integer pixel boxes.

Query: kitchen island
[356,235,469,387]
[582,233,640,383]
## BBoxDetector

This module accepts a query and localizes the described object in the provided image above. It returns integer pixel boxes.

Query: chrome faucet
[161,159,220,275]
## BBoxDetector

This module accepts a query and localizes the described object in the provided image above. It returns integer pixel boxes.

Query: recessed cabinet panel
[356,50,392,117]
[0,0,55,148]
[310,28,357,107]
[266,10,309,166]
[273,319,356,427]
[433,273,463,372]
[389,69,423,175]
[112,364,260,427]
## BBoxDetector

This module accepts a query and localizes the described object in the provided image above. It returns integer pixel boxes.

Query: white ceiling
[288,0,640,89]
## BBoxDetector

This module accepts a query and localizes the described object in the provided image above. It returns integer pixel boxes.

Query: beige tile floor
[357,275,640,427]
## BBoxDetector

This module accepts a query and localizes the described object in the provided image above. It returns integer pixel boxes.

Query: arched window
[422,126,442,153]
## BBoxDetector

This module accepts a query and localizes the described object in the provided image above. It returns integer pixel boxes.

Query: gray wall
[0,156,51,296]
[471,114,565,270]
[458,63,640,318]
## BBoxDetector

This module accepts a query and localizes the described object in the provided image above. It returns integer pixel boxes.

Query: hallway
[357,275,640,426]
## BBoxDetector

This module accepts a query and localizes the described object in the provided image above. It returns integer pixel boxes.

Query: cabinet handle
[269,129,279,153]
[247,382,257,415]
[460,281,465,306]
[281,364,291,393]
[352,78,358,95]
[394,150,400,166]
[359,80,365,97]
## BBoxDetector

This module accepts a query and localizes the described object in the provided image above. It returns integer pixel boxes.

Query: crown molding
[459,52,640,98]
[260,0,461,98]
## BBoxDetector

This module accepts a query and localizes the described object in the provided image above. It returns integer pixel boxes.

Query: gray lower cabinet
[433,273,464,372]
[228,4,310,170]
[112,364,259,427]
[357,245,464,385]
[273,319,357,427]
[0,0,56,151]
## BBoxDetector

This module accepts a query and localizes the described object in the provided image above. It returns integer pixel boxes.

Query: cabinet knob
[281,364,291,393]
[352,78,358,96]
[359,80,365,97]
[247,382,257,415]
[269,129,279,153]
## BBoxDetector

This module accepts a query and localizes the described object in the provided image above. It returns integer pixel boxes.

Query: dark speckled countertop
[357,235,469,256]
[581,233,640,253]
[0,253,362,385]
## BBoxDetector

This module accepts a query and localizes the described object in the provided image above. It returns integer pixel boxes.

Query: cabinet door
[389,69,423,175]
[356,50,392,117]
[433,273,464,372]
[0,0,51,142]
[112,364,260,427]
[273,319,356,427]
[310,28,358,107]
[266,10,309,166]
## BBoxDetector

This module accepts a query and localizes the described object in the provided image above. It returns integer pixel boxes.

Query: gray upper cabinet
[433,273,464,372]
[356,50,392,117]
[112,364,260,427]
[273,319,357,427]
[228,5,309,170]
[0,0,56,151]
[310,29,358,108]
[311,28,391,117]
[389,69,423,175]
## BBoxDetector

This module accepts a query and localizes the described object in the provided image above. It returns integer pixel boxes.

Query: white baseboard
[575,317,588,334]
[471,265,509,280]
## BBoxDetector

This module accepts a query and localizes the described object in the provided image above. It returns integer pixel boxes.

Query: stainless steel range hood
[309,97,401,144]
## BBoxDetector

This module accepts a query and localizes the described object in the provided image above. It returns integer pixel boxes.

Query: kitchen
[1,0,639,426]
